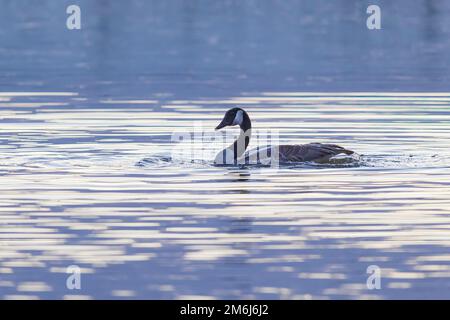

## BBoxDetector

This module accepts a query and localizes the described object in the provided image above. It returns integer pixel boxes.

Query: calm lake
[1,0,450,299]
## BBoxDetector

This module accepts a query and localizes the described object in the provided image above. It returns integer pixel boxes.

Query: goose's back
[278,143,354,162]
[239,143,354,164]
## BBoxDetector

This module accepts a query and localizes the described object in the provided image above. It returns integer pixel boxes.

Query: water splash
[360,153,449,169]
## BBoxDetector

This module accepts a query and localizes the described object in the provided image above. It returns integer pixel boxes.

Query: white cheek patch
[232,110,243,126]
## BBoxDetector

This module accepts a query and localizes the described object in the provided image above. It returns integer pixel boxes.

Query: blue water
[2,0,450,97]
[1,0,450,299]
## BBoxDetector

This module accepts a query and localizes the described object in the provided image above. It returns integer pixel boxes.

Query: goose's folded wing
[278,143,354,162]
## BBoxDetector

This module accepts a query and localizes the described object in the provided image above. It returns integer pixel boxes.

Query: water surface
[1,0,450,299]
[1,92,450,299]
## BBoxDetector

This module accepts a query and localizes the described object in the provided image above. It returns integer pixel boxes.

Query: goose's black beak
[215,120,227,130]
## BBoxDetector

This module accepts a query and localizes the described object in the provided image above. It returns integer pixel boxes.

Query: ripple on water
[1,92,450,299]
[136,152,449,170]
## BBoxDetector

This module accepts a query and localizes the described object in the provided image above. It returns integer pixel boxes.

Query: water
[1,0,450,299]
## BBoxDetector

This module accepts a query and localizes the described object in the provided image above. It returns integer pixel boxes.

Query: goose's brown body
[240,143,354,164]
[277,143,354,162]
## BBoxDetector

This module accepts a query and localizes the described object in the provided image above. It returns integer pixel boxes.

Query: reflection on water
[2,0,450,300]
[3,0,450,96]
[1,92,450,299]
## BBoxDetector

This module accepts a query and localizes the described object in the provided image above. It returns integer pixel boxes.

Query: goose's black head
[215,107,251,131]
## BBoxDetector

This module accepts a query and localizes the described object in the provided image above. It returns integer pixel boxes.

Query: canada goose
[214,107,354,165]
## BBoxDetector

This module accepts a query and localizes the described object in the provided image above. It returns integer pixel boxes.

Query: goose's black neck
[231,110,252,161]
[239,111,251,132]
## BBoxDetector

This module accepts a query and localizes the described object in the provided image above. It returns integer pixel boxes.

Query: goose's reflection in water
[227,170,252,183]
